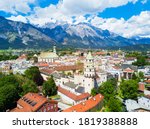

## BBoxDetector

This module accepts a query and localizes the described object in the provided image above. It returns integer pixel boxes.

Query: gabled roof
[58,86,90,101]
[121,64,137,71]
[63,94,104,112]
[40,69,55,75]
[11,93,57,112]
[123,67,134,73]
[53,64,83,71]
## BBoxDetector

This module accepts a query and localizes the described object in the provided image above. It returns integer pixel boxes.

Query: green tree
[120,80,138,99]
[138,71,144,80]
[0,74,19,88]
[25,66,44,86]
[98,78,117,102]
[107,97,123,112]
[132,56,148,66]
[91,88,98,96]
[132,73,138,80]
[0,84,19,111]
[42,77,57,96]
[0,54,18,61]
[21,80,38,96]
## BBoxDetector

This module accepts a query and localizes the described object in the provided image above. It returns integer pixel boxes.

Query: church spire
[53,45,56,53]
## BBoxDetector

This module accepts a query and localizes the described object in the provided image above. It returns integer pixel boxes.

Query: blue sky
[0,0,150,38]
[100,0,150,19]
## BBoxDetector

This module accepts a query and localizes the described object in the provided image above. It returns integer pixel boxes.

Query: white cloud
[8,15,28,23]
[91,11,150,38]
[141,0,148,4]
[0,0,35,14]
[27,0,139,25]
[4,0,149,38]
[59,0,138,16]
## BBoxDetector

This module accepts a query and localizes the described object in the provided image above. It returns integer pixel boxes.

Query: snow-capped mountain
[40,22,135,48]
[0,16,149,49]
[0,16,56,49]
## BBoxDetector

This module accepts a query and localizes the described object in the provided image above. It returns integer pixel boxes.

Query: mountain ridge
[0,17,149,49]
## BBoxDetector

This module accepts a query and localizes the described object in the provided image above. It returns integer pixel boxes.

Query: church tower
[53,45,57,54]
[84,51,96,78]
[83,52,98,94]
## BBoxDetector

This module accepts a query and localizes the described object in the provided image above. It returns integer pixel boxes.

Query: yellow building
[38,46,59,63]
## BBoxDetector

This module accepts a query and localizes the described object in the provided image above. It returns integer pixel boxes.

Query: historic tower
[83,52,98,94]
[84,51,96,78]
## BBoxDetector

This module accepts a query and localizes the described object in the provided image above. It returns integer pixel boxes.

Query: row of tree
[0,66,57,112]
[0,54,18,61]
[91,75,140,112]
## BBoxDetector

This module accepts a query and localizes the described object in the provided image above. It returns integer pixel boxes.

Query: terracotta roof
[123,68,134,73]
[11,93,57,112]
[58,86,90,101]
[53,64,83,72]
[138,83,145,92]
[112,66,121,70]
[145,79,150,84]
[63,94,104,112]
[37,63,49,67]
[40,69,55,75]
[50,62,61,65]
[126,57,137,60]
[93,52,106,56]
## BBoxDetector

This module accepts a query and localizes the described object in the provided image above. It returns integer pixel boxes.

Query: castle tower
[83,52,98,94]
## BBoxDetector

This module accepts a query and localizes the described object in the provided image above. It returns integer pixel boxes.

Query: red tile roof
[17,54,27,60]
[112,66,121,70]
[145,79,150,84]
[40,69,55,75]
[138,83,145,92]
[123,68,134,73]
[11,93,57,112]
[52,64,84,72]
[93,52,106,56]
[58,86,90,101]
[37,63,49,67]
[63,94,104,112]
